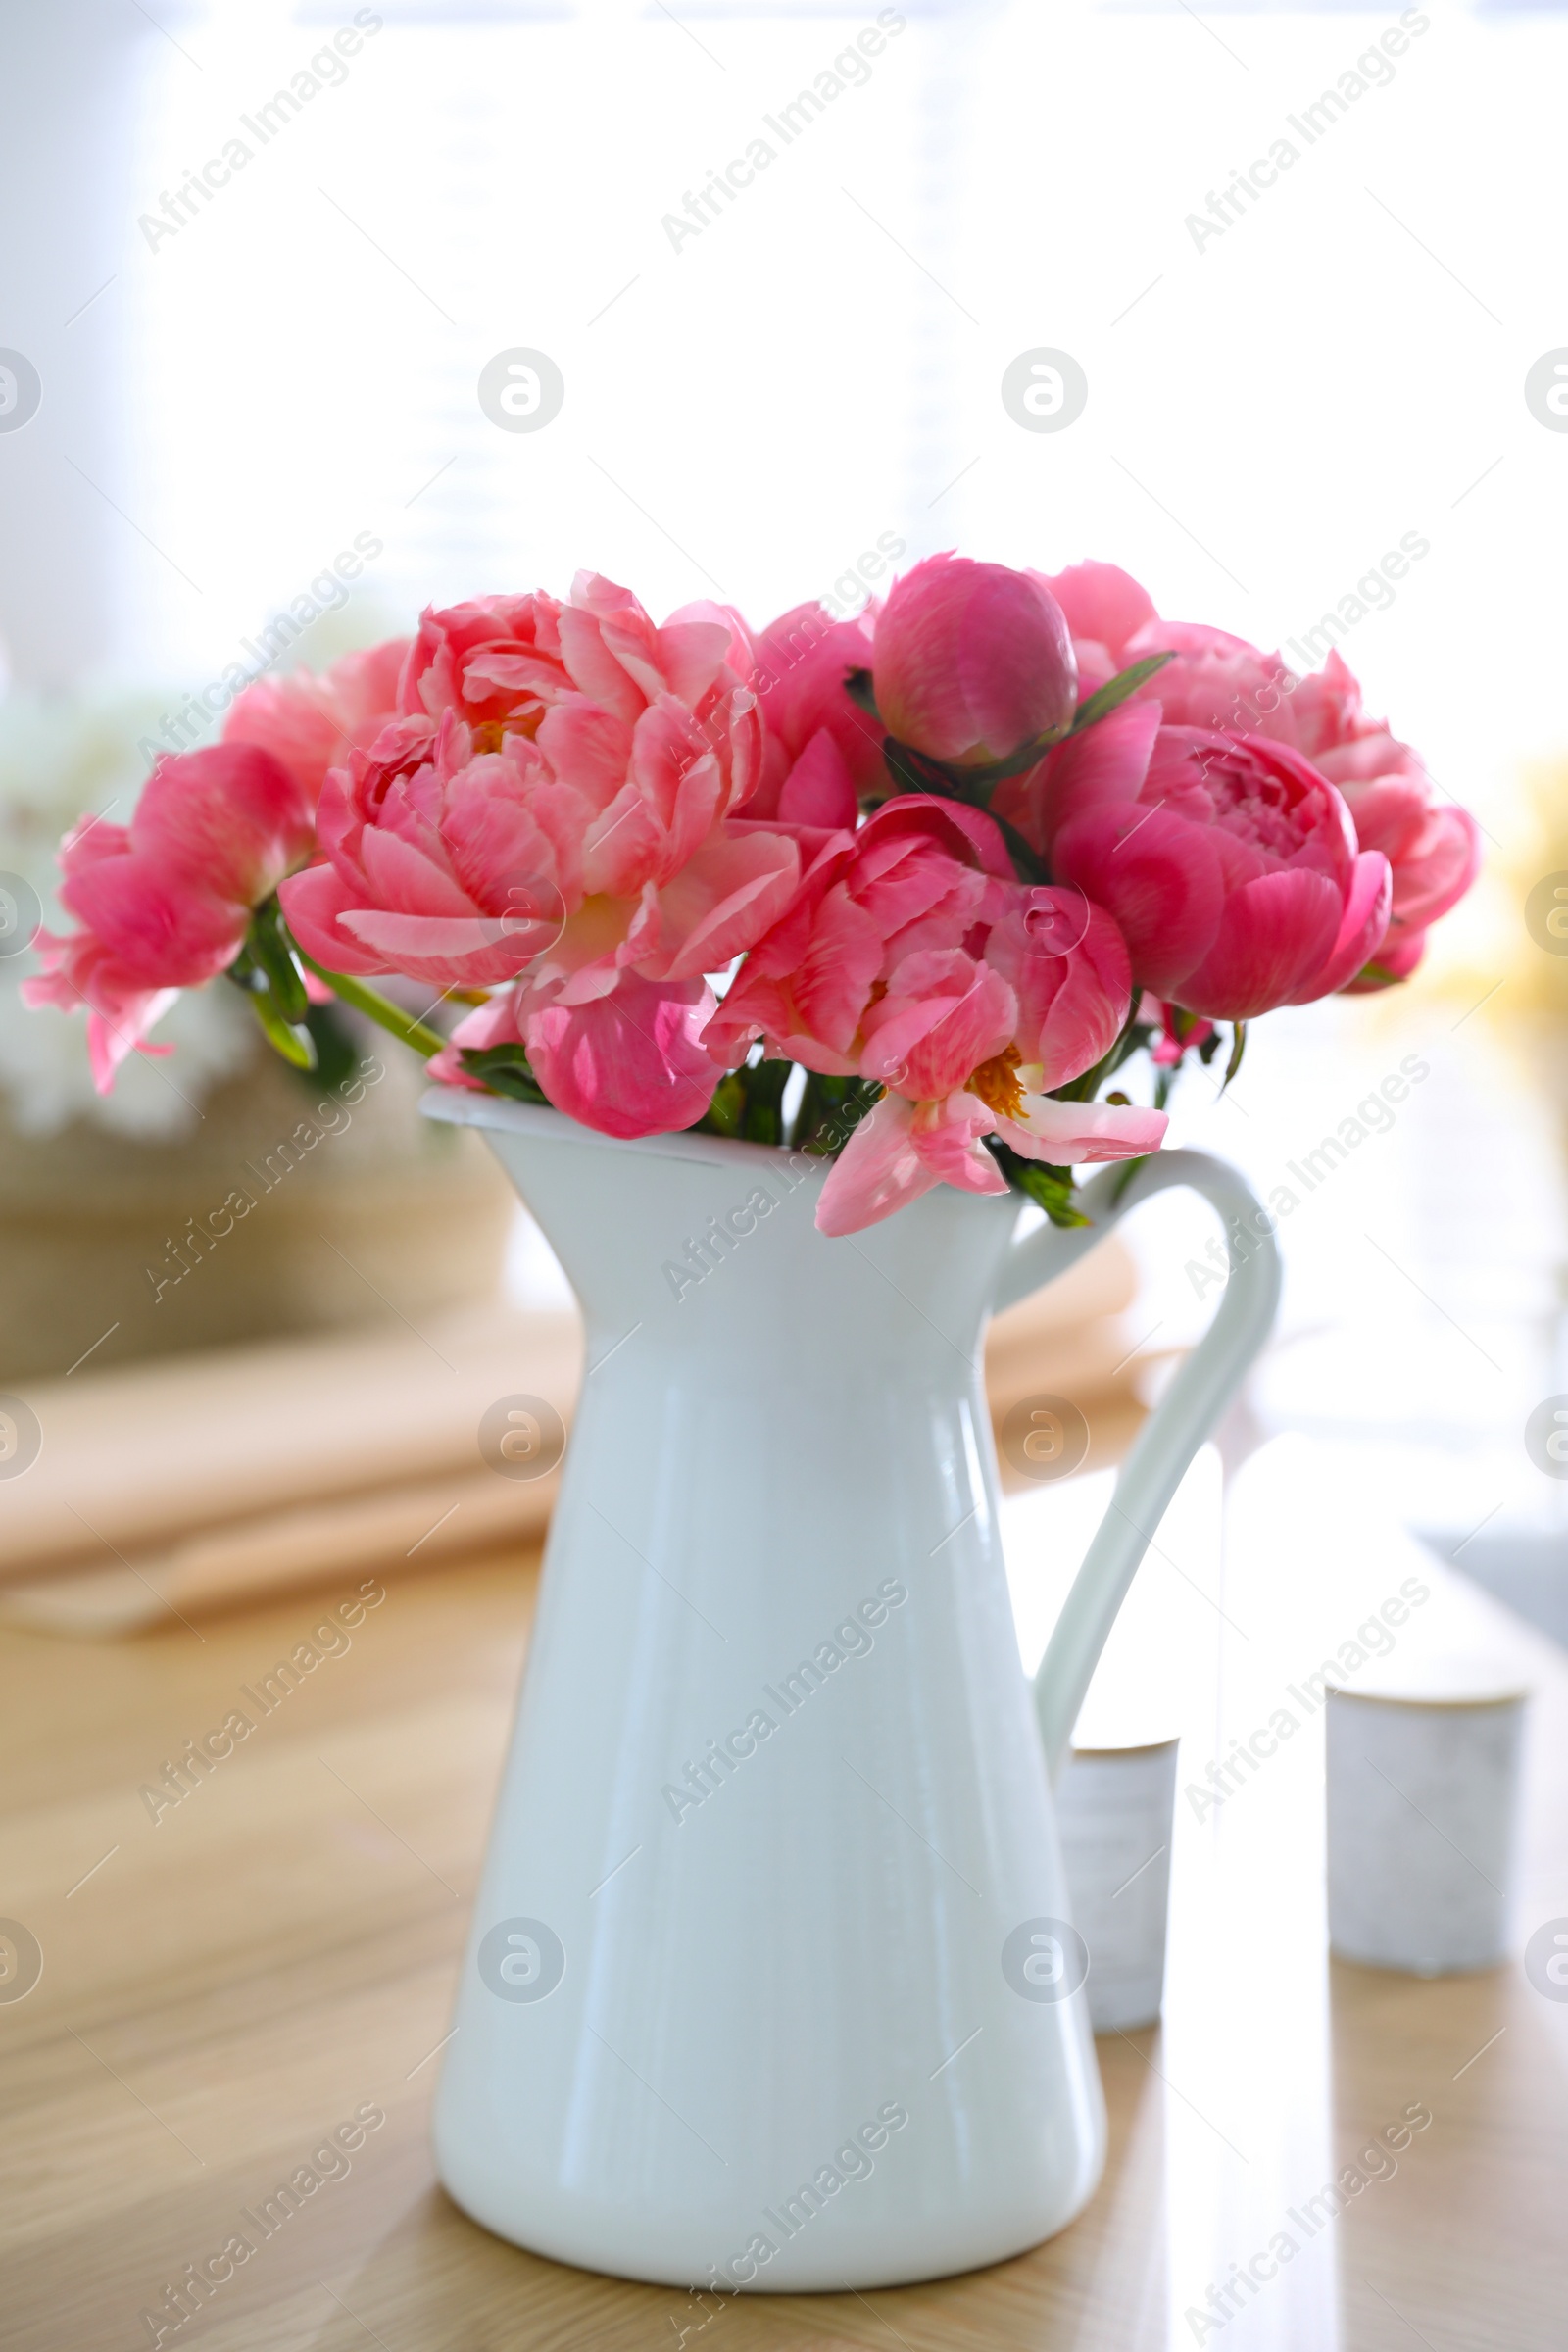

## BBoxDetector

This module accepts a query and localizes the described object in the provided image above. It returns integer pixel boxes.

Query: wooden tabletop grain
[3,1507,1565,2352]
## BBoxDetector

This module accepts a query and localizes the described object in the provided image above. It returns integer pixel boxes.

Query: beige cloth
[0,1304,580,1635]
[0,1241,1141,1637]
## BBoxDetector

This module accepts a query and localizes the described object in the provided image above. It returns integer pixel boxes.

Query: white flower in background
[0,687,257,1138]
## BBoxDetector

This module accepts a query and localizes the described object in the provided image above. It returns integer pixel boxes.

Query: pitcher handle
[994,1148,1281,1784]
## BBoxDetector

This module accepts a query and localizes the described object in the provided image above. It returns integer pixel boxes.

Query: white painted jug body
[423,1093,1277,2289]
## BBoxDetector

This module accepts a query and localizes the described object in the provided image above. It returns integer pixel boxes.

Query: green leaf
[291,946,447,1060]
[299,1000,360,1093]
[882,737,966,798]
[694,1071,746,1137]
[875,740,1050,885]
[689,1057,797,1142]
[246,896,310,1023]
[1108,1153,1150,1206]
[881,723,1071,800]
[457,1044,550,1104]
[947,727,1069,788]
[1067,652,1174,737]
[987,810,1050,887]
[248,987,317,1070]
[1222,1021,1248,1090]
[986,1139,1089,1227]
[741,1056,792,1145]
[843,667,881,720]
[793,1073,883,1157]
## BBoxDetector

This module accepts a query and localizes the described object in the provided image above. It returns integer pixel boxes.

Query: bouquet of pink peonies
[24,556,1479,1237]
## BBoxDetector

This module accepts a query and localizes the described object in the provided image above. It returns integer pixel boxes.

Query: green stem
[295,951,448,1060]
[879,740,1050,885]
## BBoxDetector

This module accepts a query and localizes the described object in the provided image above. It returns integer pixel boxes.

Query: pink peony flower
[23,930,181,1095]
[24,743,316,1090]
[430,969,720,1139]
[223,639,410,806]
[398,593,572,734]
[746,603,885,830]
[811,885,1160,1235]
[1005,701,1392,1021]
[702,796,1009,1076]
[706,793,1161,1234]
[706,796,1135,1101]
[1145,998,1216,1067]
[815,1087,1167,1237]
[873,555,1077,766]
[279,712,583,989]
[533,572,748,742]
[1035,560,1157,695]
[1036,566,1479,983]
[1041,562,1294,729]
[1277,652,1480,980]
[982,885,1137,1088]
[1121,620,1294,737]
[282,571,801,1137]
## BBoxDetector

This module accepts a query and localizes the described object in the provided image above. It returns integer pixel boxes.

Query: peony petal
[778,883,880,1054]
[337,906,541,985]
[23,928,180,1094]
[1121,618,1289,737]
[277,860,395,975]
[131,743,316,906]
[357,821,474,918]
[1341,920,1428,993]
[651,617,734,709]
[224,638,409,806]
[908,1095,1012,1194]
[751,603,885,797]
[815,1095,941,1235]
[1003,1095,1168,1164]
[865,961,1017,1102]
[1283,850,1392,1005]
[524,974,719,1138]
[1050,802,1226,999]
[639,827,802,982]
[627,699,727,869]
[984,888,1133,1092]
[1383,803,1480,931]
[776,728,859,830]
[534,695,637,812]
[62,857,250,987]
[1003,697,1161,855]
[1176,868,1343,1019]
[556,598,654,723]
[1034,562,1157,667]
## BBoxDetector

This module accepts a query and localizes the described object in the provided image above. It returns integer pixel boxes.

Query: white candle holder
[1326,1663,1528,1977]
[1056,1738,1180,2032]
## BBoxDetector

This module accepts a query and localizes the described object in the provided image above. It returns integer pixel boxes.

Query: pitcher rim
[419,1083,825,1176]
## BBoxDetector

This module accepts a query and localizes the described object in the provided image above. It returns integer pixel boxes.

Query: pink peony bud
[872,555,1077,767]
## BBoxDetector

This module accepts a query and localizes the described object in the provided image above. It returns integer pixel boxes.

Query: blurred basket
[0,1042,514,1382]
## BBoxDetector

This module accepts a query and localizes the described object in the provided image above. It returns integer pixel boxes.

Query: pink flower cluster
[1030,560,1479,990]
[24,554,1479,1235]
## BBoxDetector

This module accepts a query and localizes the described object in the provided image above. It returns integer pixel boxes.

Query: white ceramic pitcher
[420,1090,1278,2291]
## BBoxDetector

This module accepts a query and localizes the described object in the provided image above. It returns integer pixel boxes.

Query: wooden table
[4,1460,1566,2351]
